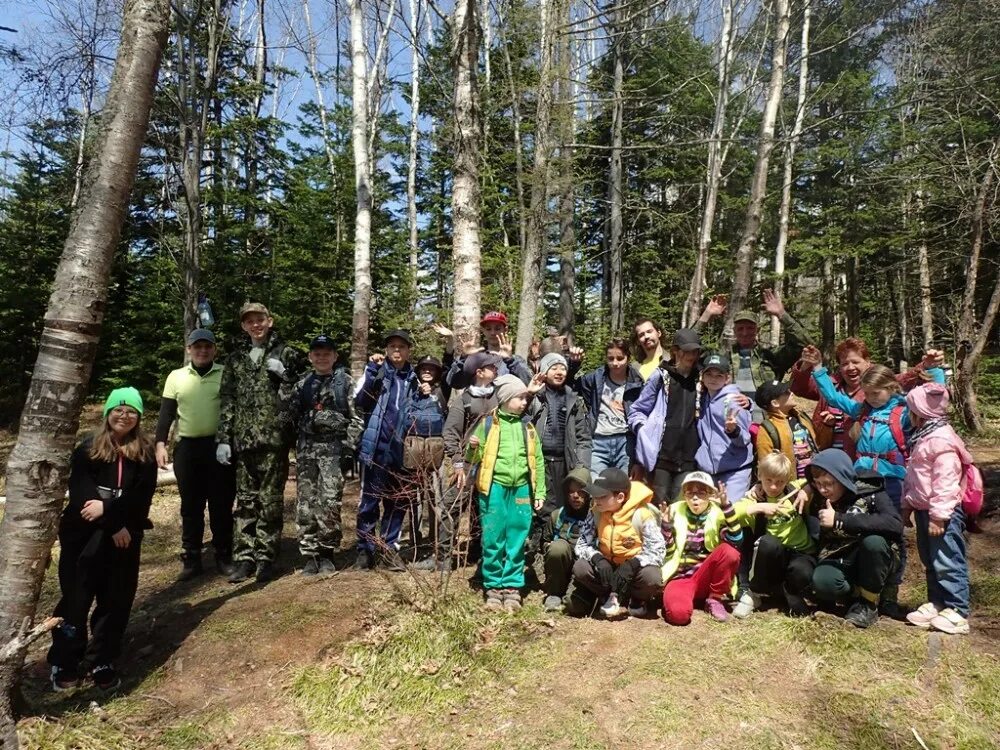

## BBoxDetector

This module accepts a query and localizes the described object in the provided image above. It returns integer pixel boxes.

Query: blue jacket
[355,361,417,467]
[695,384,752,475]
[406,388,447,438]
[575,364,643,459]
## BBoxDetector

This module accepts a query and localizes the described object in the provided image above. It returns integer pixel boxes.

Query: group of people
[45,294,981,694]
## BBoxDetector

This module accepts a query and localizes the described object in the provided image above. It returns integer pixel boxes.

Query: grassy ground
[8,443,1000,749]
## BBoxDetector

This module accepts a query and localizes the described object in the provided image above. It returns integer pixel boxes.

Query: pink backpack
[960,459,985,531]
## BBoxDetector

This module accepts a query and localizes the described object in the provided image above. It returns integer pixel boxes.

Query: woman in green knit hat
[47,386,157,692]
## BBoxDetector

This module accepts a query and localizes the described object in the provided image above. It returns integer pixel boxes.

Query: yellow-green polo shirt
[162,363,224,438]
[638,346,665,381]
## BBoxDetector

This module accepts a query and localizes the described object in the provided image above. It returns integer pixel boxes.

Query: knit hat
[103,387,144,418]
[493,374,527,405]
[538,352,568,374]
[906,382,950,419]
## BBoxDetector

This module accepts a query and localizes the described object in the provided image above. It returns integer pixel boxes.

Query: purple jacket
[695,384,752,475]
[627,368,669,473]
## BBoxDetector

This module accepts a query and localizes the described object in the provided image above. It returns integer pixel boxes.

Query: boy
[540,467,592,611]
[806,449,904,628]
[696,351,752,502]
[755,380,818,479]
[732,451,816,618]
[465,375,546,613]
[280,335,359,575]
[569,468,665,619]
[444,311,533,389]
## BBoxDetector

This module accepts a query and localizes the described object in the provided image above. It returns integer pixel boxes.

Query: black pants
[572,556,663,603]
[434,465,481,563]
[748,533,816,596]
[175,436,235,558]
[541,456,567,517]
[48,525,142,669]
[652,464,694,506]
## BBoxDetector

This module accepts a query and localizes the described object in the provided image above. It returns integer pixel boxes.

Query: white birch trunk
[608,14,625,332]
[407,0,422,314]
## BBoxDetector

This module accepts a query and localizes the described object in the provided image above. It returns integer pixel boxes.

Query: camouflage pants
[296,444,344,556]
[233,448,290,564]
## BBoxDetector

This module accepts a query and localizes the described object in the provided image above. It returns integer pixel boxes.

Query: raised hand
[568,346,584,363]
[527,372,546,395]
[919,349,945,371]
[369,352,386,366]
[800,345,823,370]
[432,323,454,339]
[496,332,514,359]
[761,289,785,318]
[703,294,727,319]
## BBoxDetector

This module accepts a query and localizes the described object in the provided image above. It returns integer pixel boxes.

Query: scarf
[907,417,947,451]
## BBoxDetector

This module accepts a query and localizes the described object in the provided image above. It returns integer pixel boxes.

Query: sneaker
[600,594,626,620]
[929,608,969,635]
[563,589,597,617]
[177,555,202,582]
[484,589,504,612]
[906,602,940,629]
[732,591,760,619]
[627,601,649,618]
[705,598,729,622]
[255,561,276,583]
[353,550,374,571]
[844,599,879,629]
[90,664,121,691]
[215,555,235,576]
[784,586,811,617]
[543,595,563,612]
[317,556,338,576]
[300,557,320,577]
[502,589,522,613]
[50,665,80,692]
[227,560,256,583]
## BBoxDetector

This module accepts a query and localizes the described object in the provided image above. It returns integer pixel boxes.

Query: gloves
[266,358,286,378]
[216,443,231,465]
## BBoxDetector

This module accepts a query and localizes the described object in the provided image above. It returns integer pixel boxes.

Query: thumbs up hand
[818,498,836,528]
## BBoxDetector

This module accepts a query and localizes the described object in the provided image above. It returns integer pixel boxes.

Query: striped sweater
[662,501,742,580]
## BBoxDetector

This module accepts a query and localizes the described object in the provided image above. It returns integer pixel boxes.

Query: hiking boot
[301,557,320,577]
[929,608,969,635]
[228,560,256,583]
[255,561,277,583]
[563,589,597,617]
[627,601,649,618]
[784,585,811,617]
[502,590,522,613]
[50,666,80,692]
[90,664,121,691]
[732,591,760,619]
[543,595,563,612]
[705,598,729,622]
[318,556,338,576]
[600,594,626,620]
[878,585,909,621]
[845,599,879,629]
[354,550,374,571]
[484,589,504,612]
[177,554,202,582]
[215,554,235,576]
[906,602,940,629]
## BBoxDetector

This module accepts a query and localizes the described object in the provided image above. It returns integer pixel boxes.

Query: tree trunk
[302,0,339,185]
[407,0,423,315]
[349,0,374,378]
[725,0,791,343]
[820,255,835,361]
[556,8,576,339]
[0,0,169,742]
[607,5,625,333]
[771,0,810,346]
[450,0,482,342]
[916,188,934,349]
[685,0,735,326]
[499,5,527,255]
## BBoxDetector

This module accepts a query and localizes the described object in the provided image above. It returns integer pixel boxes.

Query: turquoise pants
[478,483,533,590]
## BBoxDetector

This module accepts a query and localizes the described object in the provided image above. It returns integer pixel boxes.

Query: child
[540,467,592,611]
[696,351,753,502]
[661,472,743,625]
[575,338,643,474]
[805,449,903,629]
[902,383,972,635]
[732,452,816,618]
[48,388,157,691]
[280,335,358,576]
[465,374,546,612]
[754,380,818,479]
[443,311,533,389]
[569,468,665,619]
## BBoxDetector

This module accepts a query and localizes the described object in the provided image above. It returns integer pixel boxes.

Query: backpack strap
[761,419,782,454]
[888,406,908,462]
[332,369,349,414]
[857,404,908,466]
[299,373,318,418]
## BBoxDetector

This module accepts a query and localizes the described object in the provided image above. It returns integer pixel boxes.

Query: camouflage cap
[733,310,759,325]
[239,302,270,319]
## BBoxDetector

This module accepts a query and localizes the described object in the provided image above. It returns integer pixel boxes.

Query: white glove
[216,443,231,465]
[266,358,286,377]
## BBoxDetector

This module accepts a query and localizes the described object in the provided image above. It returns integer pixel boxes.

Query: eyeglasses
[110,408,139,419]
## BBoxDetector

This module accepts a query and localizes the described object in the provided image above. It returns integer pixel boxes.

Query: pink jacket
[902,423,971,521]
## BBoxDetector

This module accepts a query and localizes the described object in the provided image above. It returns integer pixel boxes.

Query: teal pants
[478,483,533,590]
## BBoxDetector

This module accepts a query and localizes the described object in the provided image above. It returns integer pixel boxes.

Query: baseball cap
[309,334,336,351]
[755,380,791,410]
[672,328,702,352]
[187,328,216,345]
[584,467,631,499]
[383,329,415,347]
[480,311,508,326]
[239,302,270,319]
[734,310,759,325]
[701,351,730,373]
[681,471,716,491]
[463,351,501,376]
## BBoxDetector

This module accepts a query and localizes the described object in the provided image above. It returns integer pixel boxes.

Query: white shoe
[929,608,969,635]
[733,591,761,619]
[600,594,626,620]
[905,602,939,629]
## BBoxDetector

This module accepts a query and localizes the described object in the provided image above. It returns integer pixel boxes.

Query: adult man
[217,303,306,583]
[156,328,235,581]
[632,318,665,381]
[441,311,533,389]
[695,290,813,421]
[354,329,419,569]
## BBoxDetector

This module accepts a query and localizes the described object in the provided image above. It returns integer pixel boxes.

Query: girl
[575,338,643,475]
[48,387,157,692]
[902,383,972,635]
[695,351,752,502]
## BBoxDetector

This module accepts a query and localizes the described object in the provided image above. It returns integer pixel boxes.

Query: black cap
[583,467,631,499]
[416,355,443,372]
[187,328,216,345]
[672,328,701,352]
[309,334,336,351]
[383,329,415,347]
[755,380,791,410]
[463,351,502,377]
[702,351,731,373]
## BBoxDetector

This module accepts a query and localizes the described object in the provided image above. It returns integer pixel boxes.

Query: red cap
[480,311,508,326]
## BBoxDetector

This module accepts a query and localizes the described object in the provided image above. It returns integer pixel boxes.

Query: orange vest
[596,481,656,565]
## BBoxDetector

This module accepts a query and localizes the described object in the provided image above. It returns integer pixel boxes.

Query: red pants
[662,544,740,625]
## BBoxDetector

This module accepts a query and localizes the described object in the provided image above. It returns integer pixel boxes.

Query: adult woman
[48,387,157,692]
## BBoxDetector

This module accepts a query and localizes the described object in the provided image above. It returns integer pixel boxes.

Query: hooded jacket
[902,423,972,522]
[695,384,753,475]
[574,481,665,567]
[627,367,671,473]
[527,386,592,469]
[355,360,418,467]
[806,449,903,560]
[541,466,593,550]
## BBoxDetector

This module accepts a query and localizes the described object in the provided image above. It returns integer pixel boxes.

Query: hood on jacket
[563,466,593,517]
[706,383,743,403]
[807,448,857,494]
[564,466,592,491]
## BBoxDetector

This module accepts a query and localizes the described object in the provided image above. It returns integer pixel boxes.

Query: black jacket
[574,364,643,461]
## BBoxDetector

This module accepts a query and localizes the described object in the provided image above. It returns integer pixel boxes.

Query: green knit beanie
[103,387,144,418]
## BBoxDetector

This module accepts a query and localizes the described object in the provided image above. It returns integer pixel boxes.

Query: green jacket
[467,409,546,498]
[695,312,814,384]
[217,331,307,452]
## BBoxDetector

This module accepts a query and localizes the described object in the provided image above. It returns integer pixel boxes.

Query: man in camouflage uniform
[216,302,306,583]
[280,335,360,576]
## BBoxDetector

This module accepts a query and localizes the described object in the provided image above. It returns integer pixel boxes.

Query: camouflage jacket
[695,311,814,384]
[279,368,363,453]
[216,331,307,452]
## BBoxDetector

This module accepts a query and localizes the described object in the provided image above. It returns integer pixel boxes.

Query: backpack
[959,457,985,532]
[299,370,350,417]
[760,412,817,455]
[856,403,908,467]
